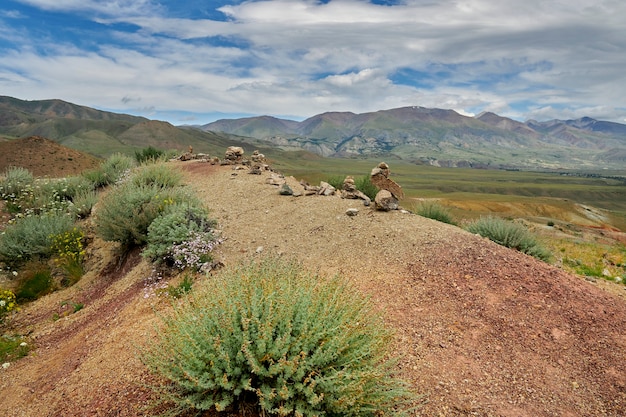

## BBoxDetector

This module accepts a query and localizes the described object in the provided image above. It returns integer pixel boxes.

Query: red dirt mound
[0,136,101,177]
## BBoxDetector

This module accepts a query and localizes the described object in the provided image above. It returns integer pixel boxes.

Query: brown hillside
[0,136,101,177]
[1,162,625,416]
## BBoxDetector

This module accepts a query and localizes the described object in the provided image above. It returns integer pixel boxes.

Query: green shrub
[95,182,200,247]
[15,268,54,301]
[325,175,345,190]
[0,166,34,199]
[135,146,165,164]
[466,216,551,261]
[143,258,414,417]
[71,189,98,218]
[131,163,183,188]
[0,213,75,264]
[354,175,379,200]
[143,203,217,268]
[415,201,456,225]
[83,153,135,188]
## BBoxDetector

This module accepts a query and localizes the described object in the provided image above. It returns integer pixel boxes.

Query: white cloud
[2,0,626,123]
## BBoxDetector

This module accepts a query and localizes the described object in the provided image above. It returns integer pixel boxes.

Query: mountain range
[0,96,265,158]
[203,107,626,170]
[1,96,625,170]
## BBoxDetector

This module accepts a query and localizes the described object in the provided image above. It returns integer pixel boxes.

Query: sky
[0,0,625,125]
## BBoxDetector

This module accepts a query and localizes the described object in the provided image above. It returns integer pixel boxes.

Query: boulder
[374,190,399,211]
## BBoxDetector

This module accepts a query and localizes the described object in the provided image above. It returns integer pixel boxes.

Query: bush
[143,203,219,271]
[135,146,165,164]
[83,153,135,188]
[354,175,379,200]
[324,175,345,190]
[50,227,86,285]
[466,216,551,261]
[15,268,54,301]
[70,189,98,218]
[131,163,183,188]
[0,166,34,199]
[95,182,200,247]
[0,289,19,324]
[0,213,75,264]
[143,258,414,417]
[415,201,456,225]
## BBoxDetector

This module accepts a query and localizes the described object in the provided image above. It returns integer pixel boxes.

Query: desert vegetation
[142,257,415,416]
[465,216,552,261]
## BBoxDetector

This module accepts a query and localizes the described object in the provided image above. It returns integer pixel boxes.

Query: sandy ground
[1,161,625,416]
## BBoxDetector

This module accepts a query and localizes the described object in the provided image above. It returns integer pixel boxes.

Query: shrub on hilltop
[466,216,551,261]
[0,213,75,265]
[143,203,220,272]
[94,182,199,248]
[414,201,456,225]
[82,153,135,188]
[143,257,415,416]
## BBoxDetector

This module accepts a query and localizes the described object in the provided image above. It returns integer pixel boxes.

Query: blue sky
[1,0,625,125]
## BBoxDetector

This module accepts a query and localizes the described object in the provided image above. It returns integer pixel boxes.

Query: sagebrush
[466,216,551,261]
[143,258,415,417]
[414,201,456,225]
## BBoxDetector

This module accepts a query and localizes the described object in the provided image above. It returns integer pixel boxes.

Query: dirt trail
[1,161,625,416]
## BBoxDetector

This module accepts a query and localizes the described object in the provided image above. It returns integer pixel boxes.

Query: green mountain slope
[203,106,626,169]
[0,96,260,158]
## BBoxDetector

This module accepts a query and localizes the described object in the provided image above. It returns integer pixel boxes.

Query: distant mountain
[0,96,261,158]
[203,107,626,170]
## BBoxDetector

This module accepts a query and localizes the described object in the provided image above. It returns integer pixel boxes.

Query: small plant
[466,216,551,261]
[135,146,165,164]
[70,189,98,218]
[165,274,194,298]
[50,227,86,285]
[0,166,34,200]
[15,267,54,301]
[131,163,183,188]
[143,258,415,416]
[82,153,135,188]
[414,201,456,225]
[0,289,19,324]
[0,335,30,363]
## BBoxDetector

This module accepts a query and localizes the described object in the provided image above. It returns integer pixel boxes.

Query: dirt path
[1,161,625,416]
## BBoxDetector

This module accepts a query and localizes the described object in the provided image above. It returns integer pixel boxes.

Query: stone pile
[340,176,371,206]
[370,162,404,211]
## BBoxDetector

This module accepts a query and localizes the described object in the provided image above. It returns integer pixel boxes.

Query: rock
[318,181,336,196]
[279,184,294,195]
[251,150,266,163]
[266,173,285,186]
[370,162,404,199]
[179,152,194,161]
[346,208,359,216]
[374,189,399,211]
[248,166,263,175]
[340,175,372,206]
[224,146,245,164]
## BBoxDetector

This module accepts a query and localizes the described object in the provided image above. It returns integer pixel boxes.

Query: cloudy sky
[1,0,624,125]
